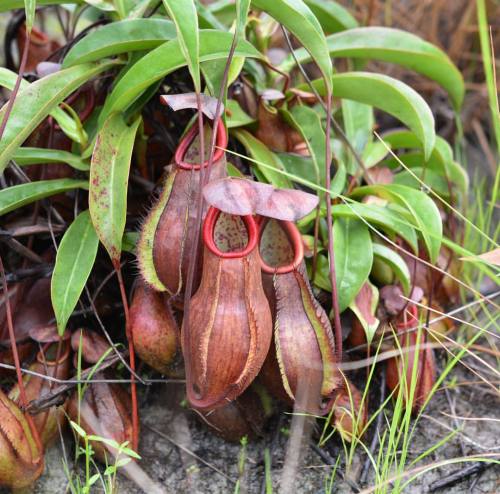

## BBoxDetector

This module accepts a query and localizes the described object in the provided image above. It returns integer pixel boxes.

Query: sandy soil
[29,362,500,494]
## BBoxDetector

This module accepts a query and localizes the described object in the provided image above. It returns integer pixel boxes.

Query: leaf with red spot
[202,177,319,221]
[89,113,141,265]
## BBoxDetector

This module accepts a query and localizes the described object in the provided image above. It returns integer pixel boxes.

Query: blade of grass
[476,0,500,152]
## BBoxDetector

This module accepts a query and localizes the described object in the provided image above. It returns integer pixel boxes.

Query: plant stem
[0,26,31,141]
[324,91,343,363]
[115,264,139,452]
[279,25,373,185]
[476,0,500,233]
[180,92,206,386]
[85,437,90,490]
[476,0,500,152]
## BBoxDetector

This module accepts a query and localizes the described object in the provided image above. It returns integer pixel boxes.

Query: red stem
[0,28,31,141]
[0,256,43,453]
[179,92,206,395]
[324,91,343,363]
[115,264,139,452]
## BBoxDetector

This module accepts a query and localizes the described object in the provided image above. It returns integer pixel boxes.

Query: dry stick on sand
[310,442,361,493]
[145,423,236,486]
[428,462,495,492]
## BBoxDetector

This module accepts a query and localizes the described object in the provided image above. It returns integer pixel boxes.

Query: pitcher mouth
[258,217,304,274]
[175,118,227,170]
[203,206,258,259]
[36,341,71,366]
[396,304,418,331]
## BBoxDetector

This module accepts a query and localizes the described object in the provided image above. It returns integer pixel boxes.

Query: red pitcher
[183,207,272,410]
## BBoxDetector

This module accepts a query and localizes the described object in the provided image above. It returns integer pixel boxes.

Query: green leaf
[381,130,468,195]
[226,99,255,128]
[127,0,154,18]
[251,0,333,91]
[84,0,114,11]
[87,435,121,449]
[63,19,176,67]
[88,474,101,487]
[0,61,115,173]
[341,100,374,174]
[351,184,442,263]
[330,162,347,197]
[207,0,236,25]
[122,231,139,254]
[90,113,140,264]
[232,129,292,189]
[201,56,245,97]
[226,163,243,178]
[283,27,464,109]
[333,218,372,312]
[280,105,323,185]
[362,141,391,168]
[304,0,358,34]
[393,167,450,197]
[51,210,99,335]
[300,72,436,160]
[197,1,227,30]
[163,0,201,91]
[119,444,141,459]
[328,203,419,253]
[0,67,84,144]
[0,0,81,9]
[199,0,250,94]
[0,179,88,216]
[70,420,87,438]
[13,147,89,171]
[0,68,22,90]
[114,458,132,469]
[24,0,36,32]
[278,153,318,188]
[99,31,262,123]
[372,243,411,295]
[314,218,373,312]
[236,0,251,38]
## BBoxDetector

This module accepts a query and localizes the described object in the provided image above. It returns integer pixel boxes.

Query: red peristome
[175,118,227,170]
